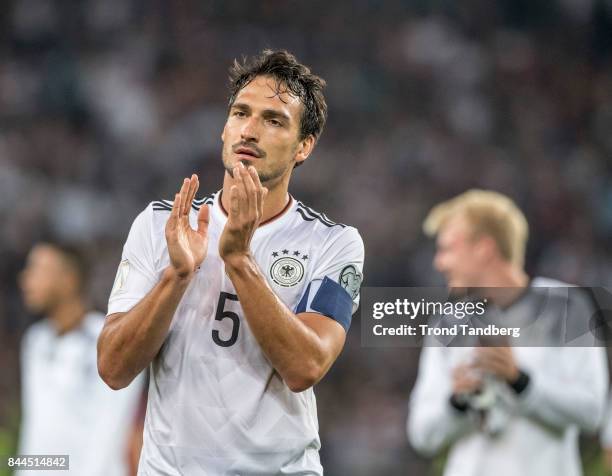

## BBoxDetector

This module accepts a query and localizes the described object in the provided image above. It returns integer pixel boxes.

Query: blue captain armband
[295,276,354,331]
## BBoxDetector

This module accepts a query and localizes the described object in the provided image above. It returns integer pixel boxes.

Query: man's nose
[240,116,260,142]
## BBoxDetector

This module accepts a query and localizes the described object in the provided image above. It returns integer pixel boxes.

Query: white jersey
[108,191,364,476]
[407,277,609,476]
[18,312,144,476]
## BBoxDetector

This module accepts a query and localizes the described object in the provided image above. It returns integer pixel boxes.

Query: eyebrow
[231,102,291,123]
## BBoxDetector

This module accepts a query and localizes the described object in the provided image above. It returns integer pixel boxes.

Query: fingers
[229,185,241,220]
[169,192,181,226]
[247,165,267,216]
[455,375,481,393]
[241,165,258,216]
[233,163,266,223]
[472,347,516,380]
[175,178,188,216]
[197,203,209,238]
[185,174,199,214]
[180,175,199,216]
[168,175,199,236]
[453,363,479,380]
[231,167,247,220]
[452,365,482,393]
[171,192,181,218]
[476,347,512,364]
[165,191,181,242]
[233,165,249,217]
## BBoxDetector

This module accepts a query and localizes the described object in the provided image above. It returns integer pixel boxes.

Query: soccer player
[407,190,608,476]
[18,242,144,476]
[97,50,364,475]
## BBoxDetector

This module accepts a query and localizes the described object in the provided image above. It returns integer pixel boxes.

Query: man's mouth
[233,145,263,159]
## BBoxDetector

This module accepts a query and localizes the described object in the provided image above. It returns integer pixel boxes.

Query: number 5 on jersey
[213,292,240,347]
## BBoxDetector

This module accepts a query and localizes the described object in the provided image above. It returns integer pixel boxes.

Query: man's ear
[476,235,498,262]
[295,135,315,166]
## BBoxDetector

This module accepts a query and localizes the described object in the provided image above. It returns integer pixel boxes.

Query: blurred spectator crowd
[1,1,612,474]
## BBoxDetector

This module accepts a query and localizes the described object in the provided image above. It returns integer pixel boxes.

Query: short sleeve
[107,206,158,315]
[295,226,364,330]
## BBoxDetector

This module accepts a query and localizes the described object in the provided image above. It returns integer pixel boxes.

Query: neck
[221,171,291,223]
[478,262,529,307]
[48,296,86,336]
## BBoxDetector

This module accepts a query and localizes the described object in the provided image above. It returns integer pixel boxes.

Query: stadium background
[1,0,612,474]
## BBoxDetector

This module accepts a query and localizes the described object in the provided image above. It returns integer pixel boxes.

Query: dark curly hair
[228,50,328,143]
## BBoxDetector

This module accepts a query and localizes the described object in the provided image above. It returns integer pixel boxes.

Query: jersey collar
[212,189,295,231]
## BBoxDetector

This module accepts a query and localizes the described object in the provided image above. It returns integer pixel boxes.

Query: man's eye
[233,111,246,117]
[268,119,281,127]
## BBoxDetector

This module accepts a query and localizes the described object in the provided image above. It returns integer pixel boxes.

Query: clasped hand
[165,174,209,280]
[452,347,520,395]
[164,164,267,278]
[219,162,268,265]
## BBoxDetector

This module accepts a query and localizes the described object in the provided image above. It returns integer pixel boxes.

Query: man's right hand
[165,174,209,279]
[452,363,482,395]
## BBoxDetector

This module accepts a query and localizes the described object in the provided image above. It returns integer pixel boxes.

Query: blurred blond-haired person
[408,190,608,476]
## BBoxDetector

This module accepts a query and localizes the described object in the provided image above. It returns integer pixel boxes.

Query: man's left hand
[472,347,520,384]
[219,163,268,264]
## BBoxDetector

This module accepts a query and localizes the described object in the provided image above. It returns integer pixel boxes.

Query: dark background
[1,1,612,474]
